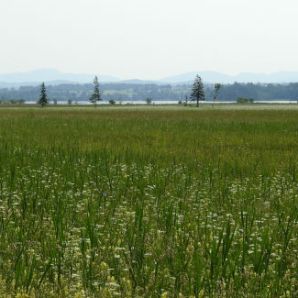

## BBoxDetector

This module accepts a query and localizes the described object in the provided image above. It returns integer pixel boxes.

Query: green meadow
[0,107,297,297]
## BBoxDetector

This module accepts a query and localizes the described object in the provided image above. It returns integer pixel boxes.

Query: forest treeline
[1,82,298,102]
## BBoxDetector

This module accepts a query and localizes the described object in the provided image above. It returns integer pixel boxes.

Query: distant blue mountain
[0,69,120,87]
[1,69,298,89]
[161,71,298,84]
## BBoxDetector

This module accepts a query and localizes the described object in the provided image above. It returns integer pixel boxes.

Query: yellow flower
[74,291,85,298]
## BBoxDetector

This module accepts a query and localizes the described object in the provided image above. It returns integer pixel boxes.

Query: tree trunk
[197,99,199,107]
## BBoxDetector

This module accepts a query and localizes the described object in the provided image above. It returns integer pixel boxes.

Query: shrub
[237,97,254,104]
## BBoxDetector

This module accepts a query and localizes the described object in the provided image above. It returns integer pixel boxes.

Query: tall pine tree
[191,75,205,107]
[90,76,102,105]
[38,82,48,107]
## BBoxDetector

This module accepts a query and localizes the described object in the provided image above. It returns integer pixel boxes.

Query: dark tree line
[1,82,298,102]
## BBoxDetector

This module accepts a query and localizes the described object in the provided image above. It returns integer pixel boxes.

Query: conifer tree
[213,83,222,106]
[38,82,48,107]
[213,83,222,100]
[90,76,102,105]
[191,75,205,107]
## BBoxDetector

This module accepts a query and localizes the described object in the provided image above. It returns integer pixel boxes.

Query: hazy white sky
[0,0,297,79]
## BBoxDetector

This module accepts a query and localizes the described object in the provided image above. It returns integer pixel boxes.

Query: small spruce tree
[38,82,48,107]
[90,76,102,105]
[191,75,205,107]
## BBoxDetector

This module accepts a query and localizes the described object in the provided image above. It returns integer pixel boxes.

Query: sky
[0,0,297,79]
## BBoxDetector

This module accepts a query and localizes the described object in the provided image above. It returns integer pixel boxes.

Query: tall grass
[0,107,297,297]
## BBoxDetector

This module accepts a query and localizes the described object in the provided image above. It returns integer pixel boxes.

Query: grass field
[0,107,297,297]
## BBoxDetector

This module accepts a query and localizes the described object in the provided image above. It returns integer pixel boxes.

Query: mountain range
[0,69,119,88]
[1,69,298,88]
[161,71,298,84]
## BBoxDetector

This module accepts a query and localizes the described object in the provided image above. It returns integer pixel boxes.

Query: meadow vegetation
[0,107,297,297]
